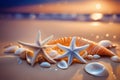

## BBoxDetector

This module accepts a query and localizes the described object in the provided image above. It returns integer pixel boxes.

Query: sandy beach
[0,19,120,80]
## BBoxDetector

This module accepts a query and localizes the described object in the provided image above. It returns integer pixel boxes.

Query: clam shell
[57,60,68,70]
[4,46,19,53]
[26,53,32,64]
[93,54,101,59]
[40,62,51,68]
[15,48,33,59]
[111,56,120,62]
[98,40,112,48]
[85,62,108,76]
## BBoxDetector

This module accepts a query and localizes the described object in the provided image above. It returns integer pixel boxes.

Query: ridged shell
[85,62,108,76]
[47,37,116,57]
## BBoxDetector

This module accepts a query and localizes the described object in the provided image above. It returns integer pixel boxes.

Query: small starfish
[18,31,56,66]
[54,37,89,66]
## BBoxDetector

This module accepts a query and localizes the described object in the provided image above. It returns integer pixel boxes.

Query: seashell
[111,56,120,62]
[98,40,116,53]
[86,55,93,60]
[93,54,101,59]
[57,60,68,69]
[15,48,33,59]
[84,62,108,76]
[47,37,116,57]
[98,40,113,48]
[48,50,60,58]
[4,46,19,53]
[26,53,32,64]
[40,62,51,68]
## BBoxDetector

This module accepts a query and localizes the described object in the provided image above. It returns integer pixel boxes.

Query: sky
[0,0,80,8]
[0,0,119,8]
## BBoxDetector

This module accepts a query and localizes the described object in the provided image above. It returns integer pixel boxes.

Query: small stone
[40,62,51,68]
[86,55,93,60]
[93,54,101,59]
[57,60,68,70]
[17,58,22,64]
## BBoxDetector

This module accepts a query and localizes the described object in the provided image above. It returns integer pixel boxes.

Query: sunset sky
[1,0,120,14]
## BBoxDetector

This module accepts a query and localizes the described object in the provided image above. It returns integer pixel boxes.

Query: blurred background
[0,0,120,43]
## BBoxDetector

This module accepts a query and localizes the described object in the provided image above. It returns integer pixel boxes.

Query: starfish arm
[35,31,41,46]
[70,37,76,50]
[74,52,87,64]
[74,44,89,52]
[54,52,68,59]
[41,35,54,46]
[57,43,70,51]
[18,41,39,48]
[68,54,74,66]
[42,49,56,64]
[31,49,40,66]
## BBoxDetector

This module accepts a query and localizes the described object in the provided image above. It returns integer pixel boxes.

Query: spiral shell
[47,37,116,57]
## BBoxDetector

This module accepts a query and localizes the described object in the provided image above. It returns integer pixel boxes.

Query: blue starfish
[54,37,89,66]
[18,31,56,66]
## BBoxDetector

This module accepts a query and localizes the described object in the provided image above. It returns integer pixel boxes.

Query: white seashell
[40,62,51,68]
[49,50,60,58]
[98,40,116,53]
[26,53,32,64]
[93,54,101,59]
[14,48,26,55]
[86,55,93,60]
[111,56,120,62]
[57,60,68,70]
[98,40,112,48]
[85,62,108,76]
[4,46,19,53]
[14,48,27,59]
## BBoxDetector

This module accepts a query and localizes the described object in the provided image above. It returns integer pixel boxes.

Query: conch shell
[47,37,116,57]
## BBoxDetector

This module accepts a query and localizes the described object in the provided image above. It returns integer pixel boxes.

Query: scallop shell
[40,62,51,68]
[57,60,68,69]
[111,56,120,62]
[84,62,108,76]
[47,37,116,57]
[93,54,101,59]
[4,46,19,53]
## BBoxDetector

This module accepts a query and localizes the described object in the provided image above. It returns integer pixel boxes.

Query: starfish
[54,37,89,66]
[18,31,56,66]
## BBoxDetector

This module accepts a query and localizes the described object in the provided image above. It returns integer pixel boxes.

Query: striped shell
[47,37,115,57]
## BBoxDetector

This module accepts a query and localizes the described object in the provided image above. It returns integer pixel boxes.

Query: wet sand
[0,19,120,80]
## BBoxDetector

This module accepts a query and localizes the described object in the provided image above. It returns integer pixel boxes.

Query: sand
[0,19,120,80]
